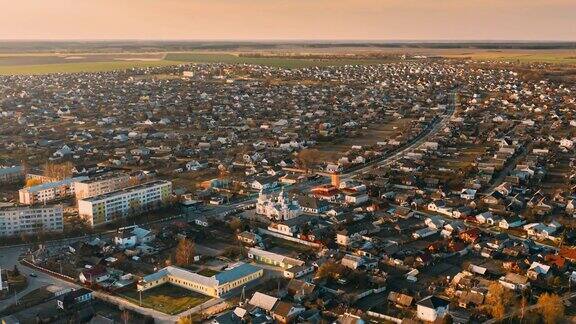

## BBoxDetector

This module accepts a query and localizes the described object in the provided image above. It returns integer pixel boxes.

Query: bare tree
[174,238,195,267]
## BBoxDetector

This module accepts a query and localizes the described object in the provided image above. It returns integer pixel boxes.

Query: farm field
[0,60,180,75]
[0,48,574,76]
[0,51,395,75]
[166,52,395,68]
[440,50,576,64]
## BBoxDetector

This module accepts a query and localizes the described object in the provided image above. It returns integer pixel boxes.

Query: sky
[0,0,574,41]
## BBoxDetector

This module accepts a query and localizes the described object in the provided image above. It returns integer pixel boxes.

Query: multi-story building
[137,263,263,297]
[78,180,172,226]
[74,172,131,200]
[0,166,23,184]
[0,205,64,237]
[19,177,88,205]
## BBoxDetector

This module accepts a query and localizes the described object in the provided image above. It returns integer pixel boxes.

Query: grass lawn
[268,236,315,253]
[0,270,28,301]
[119,284,211,315]
[0,286,53,316]
[197,269,220,277]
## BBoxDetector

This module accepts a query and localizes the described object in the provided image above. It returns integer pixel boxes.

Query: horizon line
[0,39,575,43]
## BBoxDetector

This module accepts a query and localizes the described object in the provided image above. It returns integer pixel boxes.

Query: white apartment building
[0,166,23,184]
[0,205,64,237]
[74,172,131,200]
[78,180,172,226]
[19,177,89,205]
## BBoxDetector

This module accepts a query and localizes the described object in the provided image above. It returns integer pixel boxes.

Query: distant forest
[0,40,574,53]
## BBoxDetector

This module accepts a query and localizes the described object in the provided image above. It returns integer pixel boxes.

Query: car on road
[29,273,38,277]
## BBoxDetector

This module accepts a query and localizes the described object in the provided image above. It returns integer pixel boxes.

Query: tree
[223,246,244,259]
[43,162,74,180]
[128,176,141,187]
[12,265,19,277]
[537,293,564,324]
[316,261,347,280]
[25,178,43,187]
[441,314,454,324]
[485,283,514,320]
[177,316,193,324]
[229,218,243,233]
[120,309,130,324]
[129,199,141,216]
[174,238,195,267]
[297,149,322,171]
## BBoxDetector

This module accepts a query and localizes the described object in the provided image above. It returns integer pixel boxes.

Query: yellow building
[137,263,263,297]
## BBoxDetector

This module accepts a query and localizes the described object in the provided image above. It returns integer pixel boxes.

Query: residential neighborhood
[1,55,576,324]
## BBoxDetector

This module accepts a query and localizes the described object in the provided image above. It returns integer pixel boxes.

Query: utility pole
[520,296,526,324]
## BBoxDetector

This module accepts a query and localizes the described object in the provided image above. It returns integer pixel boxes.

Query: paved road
[202,91,458,221]
[481,142,532,195]
[343,90,458,180]
[0,245,78,312]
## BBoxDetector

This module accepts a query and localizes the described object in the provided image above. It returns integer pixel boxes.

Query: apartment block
[78,180,172,226]
[0,204,64,237]
[19,177,88,205]
[0,166,23,184]
[74,172,131,200]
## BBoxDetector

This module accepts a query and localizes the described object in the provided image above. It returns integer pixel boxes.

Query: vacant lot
[119,283,211,315]
[317,118,416,157]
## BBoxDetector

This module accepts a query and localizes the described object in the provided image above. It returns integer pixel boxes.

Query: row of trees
[486,283,565,323]
[24,162,74,187]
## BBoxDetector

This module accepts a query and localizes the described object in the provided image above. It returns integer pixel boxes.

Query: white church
[256,188,301,221]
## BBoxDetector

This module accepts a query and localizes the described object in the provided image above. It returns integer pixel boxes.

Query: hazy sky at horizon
[1,0,574,41]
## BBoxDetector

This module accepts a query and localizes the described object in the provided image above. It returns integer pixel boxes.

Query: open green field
[0,52,395,75]
[166,52,394,68]
[442,51,576,64]
[0,60,180,75]
[119,283,211,315]
[0,49,574,76]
